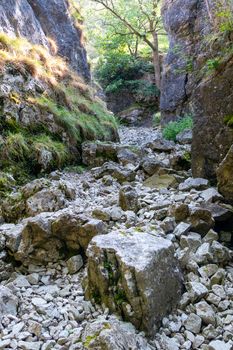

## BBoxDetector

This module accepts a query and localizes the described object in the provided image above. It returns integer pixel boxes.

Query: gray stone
[186,282,208,302]
[208,340,232,350]
[147,138,175,152]
[189,206,215,235]
[200,188,223,203]
[176,129,192,144]
[86,230,183,335]
[67,255,83,274]
[17,341,42,350]
[0,340,11,349]
[81,316,153,350]
[141,157,163,175]
[144,174,177,189]
[93,162,136,183]
[82,142,119,167]
[179,178,209,191]
[173,222,191,238]
[0,286,18,316]
[10,210,107,265]
[184,313,202,334]
[119,185,139,212]
[195,301,216,326]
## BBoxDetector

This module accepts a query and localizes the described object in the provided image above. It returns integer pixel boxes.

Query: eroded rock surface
[86,230,183,336]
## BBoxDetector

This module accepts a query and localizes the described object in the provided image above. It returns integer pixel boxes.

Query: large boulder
[85,230,183,336]
[217,145,233,203]
[2,210,107,265]
[82,142,120,167]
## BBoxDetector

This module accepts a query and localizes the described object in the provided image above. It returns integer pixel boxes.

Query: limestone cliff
[161,0,233,181]
[0,0,90,80]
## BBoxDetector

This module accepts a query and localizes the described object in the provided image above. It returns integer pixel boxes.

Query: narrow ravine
[0,126,232,350]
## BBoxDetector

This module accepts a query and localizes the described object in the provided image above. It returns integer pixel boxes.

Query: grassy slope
[0,33,118,191]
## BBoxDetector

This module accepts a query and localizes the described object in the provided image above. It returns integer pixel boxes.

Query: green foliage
[153,112,161,126]
[95,53,159,103]
[32,134,69,168]
[224,114,233,128]
[182,151,191,163]
[206,58,221,71]
[4,133,30,162]
[114,289,127,305]
[216,2,233,32]
[162,116,193,141]
[96,54,154,92]
[37,89,118,144]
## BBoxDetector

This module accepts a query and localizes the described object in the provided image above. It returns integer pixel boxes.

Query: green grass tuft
[162,116,193,141]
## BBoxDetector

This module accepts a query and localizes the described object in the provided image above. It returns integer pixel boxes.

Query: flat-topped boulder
[85,230,183,336]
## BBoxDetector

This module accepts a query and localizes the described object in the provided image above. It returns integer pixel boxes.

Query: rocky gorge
[0,0,233,350]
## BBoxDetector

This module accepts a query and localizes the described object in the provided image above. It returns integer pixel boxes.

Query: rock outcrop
[0,0,90,80]
[161,0,233,181]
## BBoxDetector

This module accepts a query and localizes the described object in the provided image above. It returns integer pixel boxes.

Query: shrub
[153,112,161,126]
[162,116,193,141]
[95,54,157,96]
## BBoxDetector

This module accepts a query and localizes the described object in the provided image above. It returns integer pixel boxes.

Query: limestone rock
[179,178,209,191]
[161,0,233,180]
[200,188,223,203]
[86,230,183,335]
[144,174,177,189]
[81,316,153,350]
[195,301,216,326]
[176,129,192,144]
[117,148,139,166]
[189,206,215,235]
[67,255,83,274]
[141,157,164,175]
[119,185,139,212]
[82,142,119,167]
[208,340,232,350]
[5,210,107,265]
[93,162,136,183]
[184,313,202,334]
[147,138,175,152]
[0,286,18,316]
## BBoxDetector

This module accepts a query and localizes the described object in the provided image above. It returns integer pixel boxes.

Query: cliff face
[161,0,233,181]
[0,0,90,80]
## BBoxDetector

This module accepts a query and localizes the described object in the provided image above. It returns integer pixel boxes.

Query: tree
[91,0,164,89]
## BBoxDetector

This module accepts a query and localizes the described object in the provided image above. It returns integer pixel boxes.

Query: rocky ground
[0,126,232,350]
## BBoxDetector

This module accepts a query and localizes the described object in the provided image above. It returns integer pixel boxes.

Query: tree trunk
[152,31,161,89]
